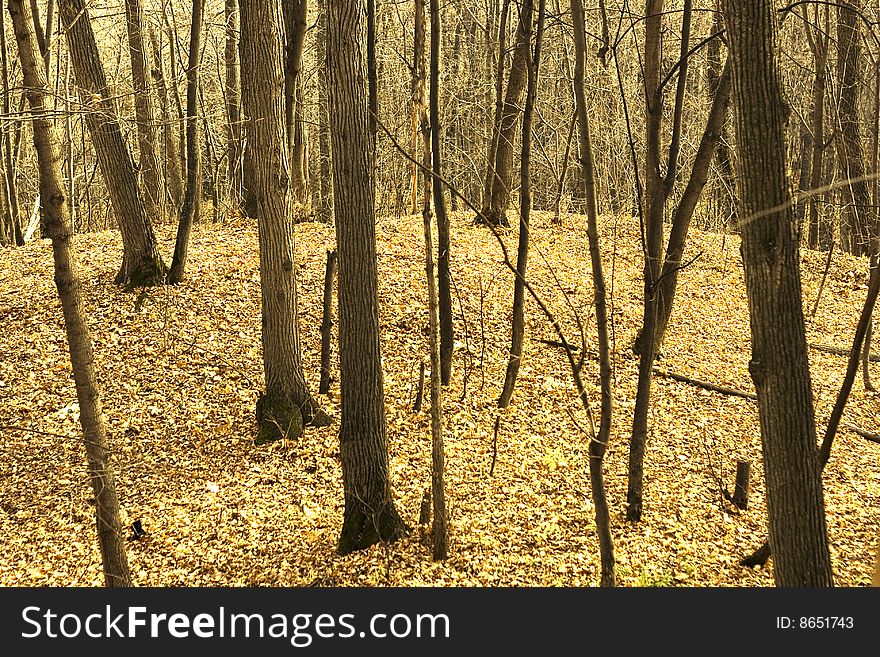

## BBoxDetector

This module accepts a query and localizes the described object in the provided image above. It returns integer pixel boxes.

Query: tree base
[625,497,642,522]
[337,499,409,555]
[473,208,510,228]
[255,392,304,444]
[115,255,167,288]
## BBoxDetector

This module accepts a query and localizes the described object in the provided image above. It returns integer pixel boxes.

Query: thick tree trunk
[478,0,532,227]
[239,0,328,443]
[328,0,407,553]
[168,0,203,284]
[835,1,871,256]
[59,0,165,286]
[10,0,132,587]
[124,0,163,220]
[723,0,833,587]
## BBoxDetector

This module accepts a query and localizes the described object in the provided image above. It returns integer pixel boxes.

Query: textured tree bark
[724,0,833,587]
[571,0,615,587]
[478,0,532,227]
[328,0,407,553]
[835,1,871,256]
[168,0,203,284]
[239,0,328,443]
[59,0,166,286]
[123,0,163,220]
[10,0,131,587]
[224,0,243,210]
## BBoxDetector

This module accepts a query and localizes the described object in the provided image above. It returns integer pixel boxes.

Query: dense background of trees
[3,0,879,587]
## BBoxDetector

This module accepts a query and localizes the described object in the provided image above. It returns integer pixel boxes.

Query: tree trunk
[10,0,132,587]
[149,28,184,212]
[707,2,735,226]
[628,0,682,522]
[224,0,243,210]
[498,0,544,408]
[723,0,833,587]
[478,0,532,227]
[239,0,328,444]
[2,6,24,246]
[419,0,446,557]
[480,0,510,220]
[124,0,163,220]
[807,14,829,251]
[168,0,203,284]
[835,0,871,256]
[428,0,453,385]
[328,0,407,554]
[282,0,308,207]
[649,59,732,351]
[58,0,166,286]
[410,0,426,216]
[314,0,333,223]
[571,0,615,587]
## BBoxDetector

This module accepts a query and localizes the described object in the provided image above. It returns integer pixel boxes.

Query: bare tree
[328,0,407,553]
[835,0,872,256]
[478,0,532,227]
[498,0,544,408]
[58,0,166,285]
[239,0,329,443]
[10,0,132,587]
[283,0,309,207]
[168,0,204,284]
[123,0,163,220]
[224,0,243,210]
[724,0,833,587]
[570,0,614,587]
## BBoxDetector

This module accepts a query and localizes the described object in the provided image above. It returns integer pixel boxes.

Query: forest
[0,0,878,589]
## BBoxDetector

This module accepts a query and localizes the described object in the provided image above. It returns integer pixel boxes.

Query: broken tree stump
[732,460,750,510]
[319,250,337,395]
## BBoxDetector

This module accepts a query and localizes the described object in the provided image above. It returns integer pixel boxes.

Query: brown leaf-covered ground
[1,210,877,587]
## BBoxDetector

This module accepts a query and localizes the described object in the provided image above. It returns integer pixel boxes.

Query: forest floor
[0,209,878,587]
